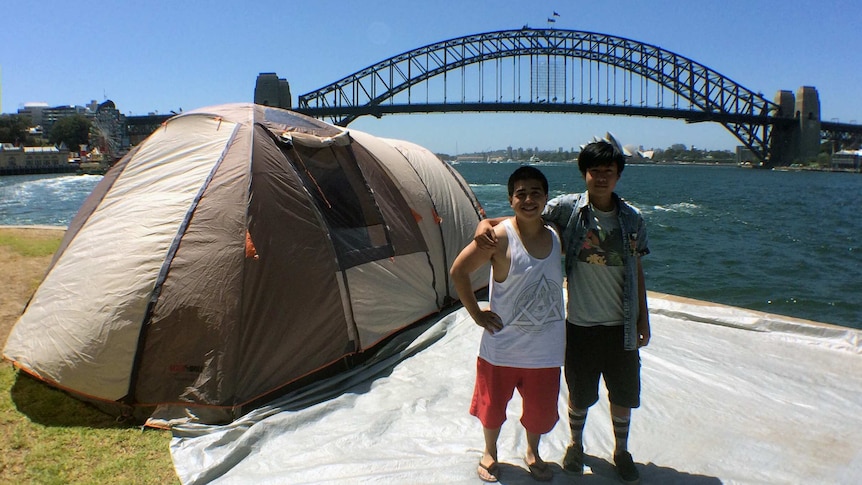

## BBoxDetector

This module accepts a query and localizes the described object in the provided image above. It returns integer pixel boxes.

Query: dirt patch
[0,227,65,346]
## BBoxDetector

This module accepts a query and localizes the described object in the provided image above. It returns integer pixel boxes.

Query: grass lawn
[0,227,179,484]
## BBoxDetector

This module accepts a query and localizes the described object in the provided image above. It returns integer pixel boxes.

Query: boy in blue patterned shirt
[476,135,650,484]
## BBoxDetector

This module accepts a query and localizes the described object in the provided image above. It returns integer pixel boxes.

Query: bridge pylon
[796,86,821,163]
[255,73,292,109]
[769,90,796,166]
[768,86,821,165]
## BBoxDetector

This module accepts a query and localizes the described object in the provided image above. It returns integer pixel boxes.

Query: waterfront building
[0,143,72,175]
[736,146,759,166]
[17,100,130,154]
[38,104,90,136]
[831,149,862,172]
[17,102,49,129]
[454,154,487,163]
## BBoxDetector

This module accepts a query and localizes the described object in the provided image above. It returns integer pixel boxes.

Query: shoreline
[646,290,858,334]
[0,225,852,333]
[0,225,68,230]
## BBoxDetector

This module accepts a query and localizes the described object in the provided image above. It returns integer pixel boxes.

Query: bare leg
[478,427,501,481]
[610,403,631,419]
[525,430,542,465]
[481,426,501,466]
[525,430,553,481]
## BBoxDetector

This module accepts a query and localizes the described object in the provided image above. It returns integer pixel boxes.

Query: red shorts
[469,357,561,434]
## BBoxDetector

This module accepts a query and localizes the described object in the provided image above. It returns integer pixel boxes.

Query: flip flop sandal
[477,461,500,482]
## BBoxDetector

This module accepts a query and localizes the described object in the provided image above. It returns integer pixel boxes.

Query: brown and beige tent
[3,103,486,424]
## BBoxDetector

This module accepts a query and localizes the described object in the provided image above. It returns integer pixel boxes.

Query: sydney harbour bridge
[143,28,861,166]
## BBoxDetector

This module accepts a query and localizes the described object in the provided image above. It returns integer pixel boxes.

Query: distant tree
[0,114,32,145]
[814,152,831,168]
[49,115,91,150]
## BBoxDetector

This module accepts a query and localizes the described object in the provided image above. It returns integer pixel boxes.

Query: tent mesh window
[294,144,384,250]
[285,142,425,268]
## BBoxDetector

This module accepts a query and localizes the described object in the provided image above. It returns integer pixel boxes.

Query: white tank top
[479,218,565,368]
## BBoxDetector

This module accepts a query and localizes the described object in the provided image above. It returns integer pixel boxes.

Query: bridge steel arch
[298,29,789,160]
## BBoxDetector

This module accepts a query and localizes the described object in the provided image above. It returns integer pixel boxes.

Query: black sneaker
[562,444,584,474]
[613,451,640,484]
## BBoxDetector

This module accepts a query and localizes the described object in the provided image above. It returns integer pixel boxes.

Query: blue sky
[2,0,859,154]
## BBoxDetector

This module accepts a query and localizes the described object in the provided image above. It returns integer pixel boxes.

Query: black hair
[577,140,625,175]
[507,165,549,197]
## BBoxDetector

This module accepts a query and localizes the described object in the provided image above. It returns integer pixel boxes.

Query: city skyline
[2,0,860,154]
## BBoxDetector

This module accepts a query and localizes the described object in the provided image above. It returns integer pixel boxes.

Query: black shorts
[565,323,641,409]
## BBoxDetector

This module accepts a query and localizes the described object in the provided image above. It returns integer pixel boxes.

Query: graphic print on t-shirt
[578,213,624,267]
[510,274,564,332]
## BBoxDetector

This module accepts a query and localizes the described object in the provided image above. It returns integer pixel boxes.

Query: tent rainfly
[3,103,487,425]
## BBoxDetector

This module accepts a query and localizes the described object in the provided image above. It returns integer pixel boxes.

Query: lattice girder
[299,29,779,156]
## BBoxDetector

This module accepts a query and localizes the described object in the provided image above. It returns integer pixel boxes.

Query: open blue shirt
[543,191,650,351]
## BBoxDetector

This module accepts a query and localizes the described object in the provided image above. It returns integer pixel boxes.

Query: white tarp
[170,292,862,484]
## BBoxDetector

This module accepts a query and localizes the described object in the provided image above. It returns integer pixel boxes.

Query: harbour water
[0,174,103,227]
[458,162,862,330]
[1,165,860,330]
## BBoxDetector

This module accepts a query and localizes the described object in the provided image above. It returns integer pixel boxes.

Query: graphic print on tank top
[510,274,564,332]
[578,209,624,266]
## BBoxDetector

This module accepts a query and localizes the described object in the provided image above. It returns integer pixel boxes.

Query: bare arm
[474,216,507,250]
[450,234,504,334]
[636,257,651,347]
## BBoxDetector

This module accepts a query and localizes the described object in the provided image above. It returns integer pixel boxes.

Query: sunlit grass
[0,360,179,484]
[0,228,179,484]
[0,233,61,257]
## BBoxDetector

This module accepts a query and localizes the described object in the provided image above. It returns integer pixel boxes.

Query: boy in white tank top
[474,135,651,484]
[450,166,565,482]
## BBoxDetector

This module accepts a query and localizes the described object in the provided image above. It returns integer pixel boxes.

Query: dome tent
[3,103,487,424]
